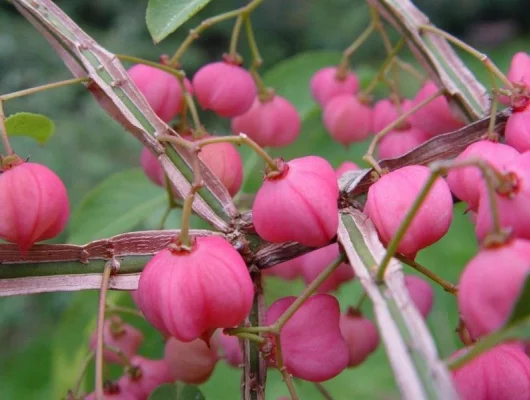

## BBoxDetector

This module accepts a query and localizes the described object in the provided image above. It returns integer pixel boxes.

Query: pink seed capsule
[408,81,464,137]
[377,127,429,160]
[252,156,339,247]
[192,61,257,117]
[508,52,530,87]
[452,344,530,400]
[339,312,379,367]
[136,236,254,342]
[505,107,530,153]
[89,316,143,364]
[214,331,243,368]
[310,66,360,107]
[263,256,303,281]
[458,238,530,338]
[364,165,453,258]
[231,95,301,147]
[335,161,359,178]
[140,148,164,187]
[446,140,519,211]
[164,337,219,384]
[119,356,173,400]
[128,64,191,123]
[323,95,373,146]
[475,152,530,242]
[404,275,434,318]
[299,243,354,293]
[266,294,349,382]
[184,134,243,197]
[0,160,69,253]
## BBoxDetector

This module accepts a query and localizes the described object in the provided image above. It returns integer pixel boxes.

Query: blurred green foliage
[0,0,529,398]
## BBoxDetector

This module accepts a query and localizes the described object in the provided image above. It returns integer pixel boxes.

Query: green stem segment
[273,254,346,331]
[245,17,263,69]
[229,15,244,58]
[72,352,95,397]
[0,77,89,102]
[419,24,514,90]
[95,262,113,399]
[446,330,504,370]
[274,336,299,400]
[116,54,185,79]
[0,101,13,156]
[169,0,265,66]
[337,23,375,77]
[395,253,458,294]
[375,172,441,282]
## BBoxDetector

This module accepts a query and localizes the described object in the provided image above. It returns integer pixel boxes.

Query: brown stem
[314,383,334,400]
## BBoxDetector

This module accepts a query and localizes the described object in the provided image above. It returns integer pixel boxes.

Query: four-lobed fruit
[192,61,257,118]
[310,67,360,107]
[458,238,530,338]
[266,294,349,382]
[339,312,379,367]
[364,165,453,258]
[231,94,301,148]
[164,336,219,384]
[252,156,339,247]
[0,160,70,253]
[323,94,372,146]
[136,236,254,342]
[128,64,192,123]
[118,356,173,400]
[89,316,144,365]
[451,344,530,400]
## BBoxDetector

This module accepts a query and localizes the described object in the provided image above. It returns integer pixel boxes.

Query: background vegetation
[0,0,528,398]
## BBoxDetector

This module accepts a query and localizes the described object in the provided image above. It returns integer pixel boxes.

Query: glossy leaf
[4,112,54,144]
[68,168,166,244]
[146,0,212,43]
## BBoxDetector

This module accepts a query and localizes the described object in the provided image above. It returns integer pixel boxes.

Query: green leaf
[146,0,212,43]
[51,291,98,399]
[68,168,166,244]
[149,383,205,400]
[263,51,342,120]
[4,112,54,144]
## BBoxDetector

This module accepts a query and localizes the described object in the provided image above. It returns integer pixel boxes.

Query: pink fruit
[192,61,257,117]
[458,239,530,338]
[164,337,219,384]
[446,141,519,211]
[364,165,453,258]
[263,256,303,281]
[475,152,530,241]
[335,161,359,178]
[89,316,143,364]
[508,52,530,87]
[119,356,173,400]
[266,294,349,382]
[372,98,413,133]
[128,64,191,123]
[404,275,434,318]
[505,107,530,152]
[408,81,464,137]
[0,160,70,253]
[214,331,243,368]
[140,148,164,187]
[136,236,254,342]
[252,156,339,247]
[339,312,379,367]
[310,67,359,107]
[323,95,372,146]
[186,134,243,196]
[377,127,429,160]
[299,243,354,293]
[452,344,530,400]
[231,95,301,147]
